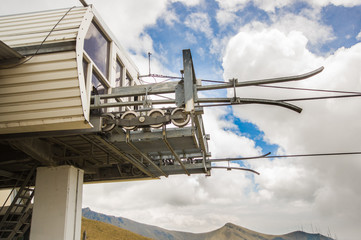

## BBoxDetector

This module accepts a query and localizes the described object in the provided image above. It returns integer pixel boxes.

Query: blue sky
[142,1,361,158]
[2,1,361,239]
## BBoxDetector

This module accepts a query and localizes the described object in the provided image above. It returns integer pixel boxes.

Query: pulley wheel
[101,113,116,132]
[171,108,190,127]
[121,111,138,130]
[147,109,165,128]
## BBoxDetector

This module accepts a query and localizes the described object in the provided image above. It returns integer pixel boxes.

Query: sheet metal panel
[0,51,89,134]
[0,7,87,48]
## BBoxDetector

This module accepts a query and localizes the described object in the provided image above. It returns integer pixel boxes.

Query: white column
[30,165,84,240]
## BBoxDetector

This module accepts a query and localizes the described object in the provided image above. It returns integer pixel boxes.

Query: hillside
[81,217,153,240]
[82,208,334,240]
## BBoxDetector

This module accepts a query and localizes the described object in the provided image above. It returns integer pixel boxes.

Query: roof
[0,6,88,56]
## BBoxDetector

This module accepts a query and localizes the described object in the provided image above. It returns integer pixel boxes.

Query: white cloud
[254,0,294,12]
[216,9,238,27]
[214,0,361,16]
[171,0,203,7]
[357,31,361,41]
[202,107,261,158]
[215,0,249,11]
[307,0,361,7]
[92,0,168,54]
[222,22,361,239]
[184,12,213,38]
[269,12,335,47]
[160,8,180,26]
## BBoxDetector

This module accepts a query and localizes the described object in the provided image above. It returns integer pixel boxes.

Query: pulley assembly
[101,107,191,132]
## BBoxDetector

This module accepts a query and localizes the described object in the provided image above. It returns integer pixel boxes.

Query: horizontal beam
[95,67,324,99]
[9,139,56,166]
[0,169,16,179]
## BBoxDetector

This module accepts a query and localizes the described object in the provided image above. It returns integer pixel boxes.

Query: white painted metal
[0,7,87,48]
[75,7,94,120]
[0,51,89,134]
[30,166,84,240]
[0,5,141,134]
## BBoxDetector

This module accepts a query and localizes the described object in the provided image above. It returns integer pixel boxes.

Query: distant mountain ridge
[82,208,334,240]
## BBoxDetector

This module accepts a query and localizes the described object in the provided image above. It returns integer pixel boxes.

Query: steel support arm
[95,67,323,99]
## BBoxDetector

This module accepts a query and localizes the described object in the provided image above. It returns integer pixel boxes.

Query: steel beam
[96,67,323,99]
[0,169,16,179]
[94,135,156,178]
[183,49,196,112]
[162,128,190,176]
[125,132,168,177]
[9,139,56,166]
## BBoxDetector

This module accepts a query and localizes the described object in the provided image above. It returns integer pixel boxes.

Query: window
[82,58,88,87]
[115,59,123,87]
[125,72,133,87]
[84,22,110,78]
[92,72,108,95]
[91,72,108,114]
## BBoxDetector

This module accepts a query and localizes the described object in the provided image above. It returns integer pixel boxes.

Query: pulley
[121,111,138,130]
[171,108,190,127]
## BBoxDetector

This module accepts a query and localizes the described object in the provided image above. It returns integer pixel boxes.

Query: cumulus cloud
[92,0,168,54]
[269,12,335,47]
[307,0,361,7]
[171,0,203,7]
[215,0,249,11]
[215,0,361,13]
[216,9,238,28]
[222,22,361,239]
[202,107,261,158]
[184,12,213,38]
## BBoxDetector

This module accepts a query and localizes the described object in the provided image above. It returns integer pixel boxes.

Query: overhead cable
[257,84,361,95]
[208,151,361,162]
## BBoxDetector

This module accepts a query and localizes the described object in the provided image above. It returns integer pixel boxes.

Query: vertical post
[30,165,84,240]
[183,49,196,113]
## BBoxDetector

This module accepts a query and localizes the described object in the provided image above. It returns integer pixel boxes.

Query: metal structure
[0,4,323,187]
[0,5,323,239]
[0,44,323,188]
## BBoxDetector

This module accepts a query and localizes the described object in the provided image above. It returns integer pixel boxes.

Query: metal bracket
[125,131,168,177]
[162,126,190,176]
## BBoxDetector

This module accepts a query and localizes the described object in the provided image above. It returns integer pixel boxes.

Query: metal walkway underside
[0,124,210,189]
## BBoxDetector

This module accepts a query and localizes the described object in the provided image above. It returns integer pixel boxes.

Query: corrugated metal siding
[0,51,89,134]
[0,7,87,48]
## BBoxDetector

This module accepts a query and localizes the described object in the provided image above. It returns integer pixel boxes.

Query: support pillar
[30,165,83,240]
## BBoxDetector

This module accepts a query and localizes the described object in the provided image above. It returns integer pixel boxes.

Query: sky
[1,0,361,239]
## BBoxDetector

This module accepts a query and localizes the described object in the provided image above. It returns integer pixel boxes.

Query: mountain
[81,217,152,240]
[82,208,334,240]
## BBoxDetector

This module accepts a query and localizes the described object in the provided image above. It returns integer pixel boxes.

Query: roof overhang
[0,40,23,65]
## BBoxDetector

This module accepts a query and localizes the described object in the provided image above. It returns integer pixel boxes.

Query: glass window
[91,72,108,114]
[82,58,88,87]
[115,59,123,87]
[84,22,110,78]
[126,73,133,104]
[92,72,108,95]
[126,72,133,86]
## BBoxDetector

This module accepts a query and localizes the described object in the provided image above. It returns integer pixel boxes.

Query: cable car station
[0,4,322,240]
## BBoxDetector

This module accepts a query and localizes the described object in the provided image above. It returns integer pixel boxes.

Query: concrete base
[30,165,84,240]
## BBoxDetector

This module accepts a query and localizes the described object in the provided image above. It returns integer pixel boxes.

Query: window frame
[84,21,111,79]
